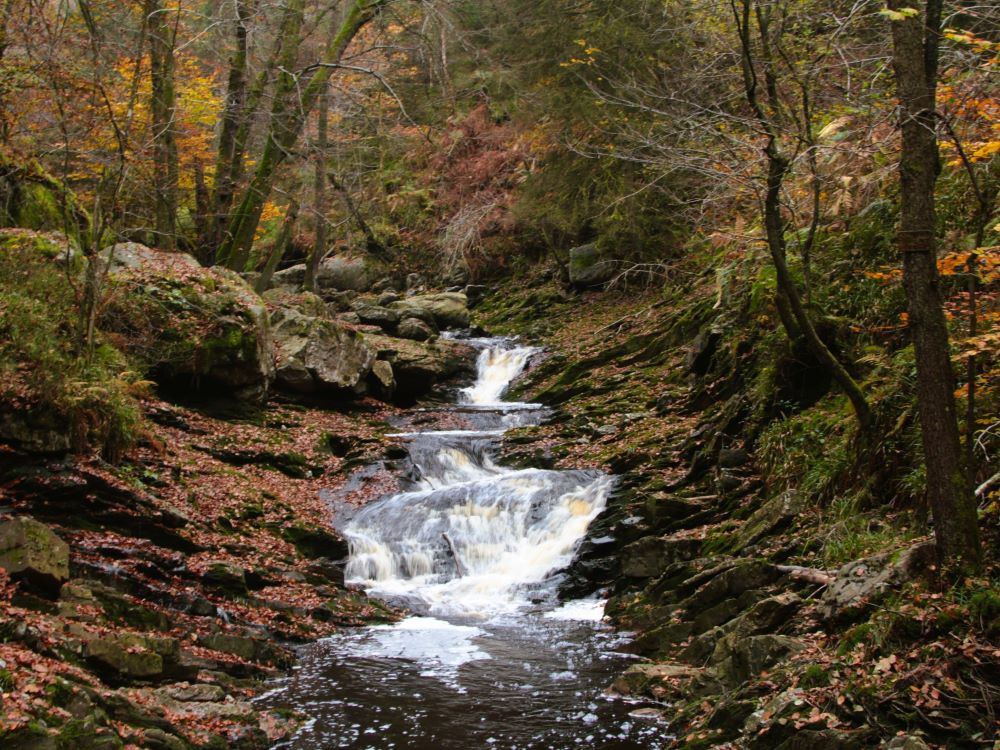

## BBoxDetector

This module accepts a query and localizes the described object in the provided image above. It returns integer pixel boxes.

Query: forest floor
[0,392,406,748]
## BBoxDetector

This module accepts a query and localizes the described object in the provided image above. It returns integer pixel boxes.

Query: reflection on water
[262,340,669,749]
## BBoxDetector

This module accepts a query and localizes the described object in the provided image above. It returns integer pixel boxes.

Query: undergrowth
[0,230,144,459]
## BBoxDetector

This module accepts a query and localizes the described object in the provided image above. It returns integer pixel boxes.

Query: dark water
[260,340,670,749]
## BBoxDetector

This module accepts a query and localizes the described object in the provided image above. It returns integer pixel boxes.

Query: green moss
[837,622,874,656]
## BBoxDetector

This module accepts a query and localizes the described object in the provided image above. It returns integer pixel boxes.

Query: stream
[261,339,669,749]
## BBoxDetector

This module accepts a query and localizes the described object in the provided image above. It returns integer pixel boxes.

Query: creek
[262,339,668,749]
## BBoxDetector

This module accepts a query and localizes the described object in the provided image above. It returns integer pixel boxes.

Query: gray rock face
[270,307,375,393]
[84,633,180,679]
[353,304,400,332]
[568,243,617,288]
[369,360,396,399]
[270,263,306,290]
[820,541,936,621]
[317,253,385,292]
[0,410,72,454]
[389,292,470,330]
[397,317,435,342]
[364,334,475,400]
[0,516,70,595]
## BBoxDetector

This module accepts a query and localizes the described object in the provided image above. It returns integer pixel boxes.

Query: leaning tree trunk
[145,0,179,251]
[889,0,981,571]
[219,0,387,271]
[208,0,251,261]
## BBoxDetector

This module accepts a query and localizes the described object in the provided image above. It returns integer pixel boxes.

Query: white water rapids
[263,339,669,750]
[344,344,613,617]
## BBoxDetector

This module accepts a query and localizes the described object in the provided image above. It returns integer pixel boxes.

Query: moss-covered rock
[568,243,617,288]
[0,156,89,234]
[100,244,275,402]
[0,516,70,595]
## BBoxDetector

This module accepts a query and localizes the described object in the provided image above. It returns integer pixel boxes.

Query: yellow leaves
[560,39,601,68]
[878,7,919,22]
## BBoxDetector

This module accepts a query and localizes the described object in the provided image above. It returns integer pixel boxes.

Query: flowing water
[262,340,668,749]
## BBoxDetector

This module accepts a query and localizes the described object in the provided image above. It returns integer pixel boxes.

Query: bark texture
[889,0,981,570]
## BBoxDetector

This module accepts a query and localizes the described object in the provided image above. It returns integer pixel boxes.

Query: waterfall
[343,341,612,617]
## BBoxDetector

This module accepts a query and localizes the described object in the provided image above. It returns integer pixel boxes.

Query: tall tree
[209,0,252,261]
[888,0,981,571]
[218,0,388,271]
[733,0,871,429]
[144,0,179,251]
[304,83,329,293]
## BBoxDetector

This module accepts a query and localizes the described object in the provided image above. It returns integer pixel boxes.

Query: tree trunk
[219,0,387,271]
[734,0,871,429]
[208,0,251,262]
[256,200,299,294]
[145,0,179,251]
[304,85,329,293]
[888,0,981,571]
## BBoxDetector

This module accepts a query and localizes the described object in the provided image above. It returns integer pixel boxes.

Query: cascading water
[261,339,668,749]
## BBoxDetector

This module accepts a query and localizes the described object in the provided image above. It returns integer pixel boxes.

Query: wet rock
[199,632,257,661]
[621,535,701,579]
[397,317,435,342]
[389,292,470,330]
[201,560,248,597]
[377,291,401,306]
[0,516,70,595]
[610,662,701,696]
[281,522,349,560]
[157,682,226,702]
[270,306,375,393]
[464,284,488,307]
[364,333,474,400]
[820,541,936,621]
[679,559,780,616]
[568,243,616,288]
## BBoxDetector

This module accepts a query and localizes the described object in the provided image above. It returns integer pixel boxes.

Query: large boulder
[317,253,386,293]
[363,333,475,401]
[101,244,275,402]
[397,317,435,342]
[389,292,470,330]
[270,307,375,393]
[0,516,70,595]
[569,243,618,288]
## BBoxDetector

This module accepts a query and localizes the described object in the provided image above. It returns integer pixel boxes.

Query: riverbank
[478,270,1000,749]
[0,235,484,748]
